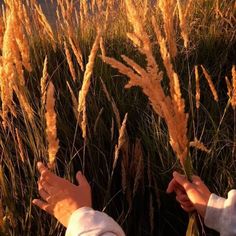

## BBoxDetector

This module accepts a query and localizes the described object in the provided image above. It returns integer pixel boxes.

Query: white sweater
[65,207,125,236]
[66,191,236,236]
[204,190,236,236]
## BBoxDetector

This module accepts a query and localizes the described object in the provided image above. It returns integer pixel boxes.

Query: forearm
[65,207,125,236]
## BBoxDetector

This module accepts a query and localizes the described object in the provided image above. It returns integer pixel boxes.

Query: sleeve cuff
[65,207,125,236]
[204,193,225,232]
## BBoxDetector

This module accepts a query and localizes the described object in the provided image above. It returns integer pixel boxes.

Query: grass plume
[45,81,59,169]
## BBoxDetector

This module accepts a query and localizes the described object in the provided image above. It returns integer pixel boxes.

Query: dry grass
[77,31,101,139]
[201,65,219,102]
[33,2,56,49]
[195,65,200,109]
[158,0,177,58]
[177,0,193,48]
[41,56,49,109]
[64,41,77,82]
[225,65,236,109]
[0,1,33,128]
[100,78,121,128]
[15,128,25,163]
[68,36,84,72]
[103,0,189,170]
[113,113,128,173]
[231,65,236,109]
[190,138,210,154]
[45,81,59,169]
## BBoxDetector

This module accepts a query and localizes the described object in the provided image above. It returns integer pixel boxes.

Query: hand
[166,171,211,218]
[33,162,92,227]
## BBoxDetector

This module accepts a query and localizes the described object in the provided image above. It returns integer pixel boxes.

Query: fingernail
[173,171,178,177]
[37,162,43,168]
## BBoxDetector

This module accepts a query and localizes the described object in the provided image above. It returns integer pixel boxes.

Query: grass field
[0,0,235,235]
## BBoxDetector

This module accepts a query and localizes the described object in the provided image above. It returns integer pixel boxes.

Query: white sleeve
[204,190,236,236]
[65,207,125,236]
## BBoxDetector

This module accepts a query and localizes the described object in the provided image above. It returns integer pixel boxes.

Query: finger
[192,175,201,182]
[32,199,52,214]
[166,178,177,193]
[173,172,194,192]
[167,177,185,193]
[38,182,50,201]
[192,175,203,185]
[173,172,204,205]
[181,201,194,208]
[76,171,90,187]
[37,161,60,184]
[176,193,190,202]
[37,162,48,174]
[180,205,195,213]
[175,186,186,196]
[41,169,60,184]
[176,197,193,208]
[40,180,54,195]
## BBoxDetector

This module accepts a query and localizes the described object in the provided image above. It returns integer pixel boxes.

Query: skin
[32,162,92,227]
[166,171,211,218]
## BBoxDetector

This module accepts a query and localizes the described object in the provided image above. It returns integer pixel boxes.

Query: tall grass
[0,0,235,235]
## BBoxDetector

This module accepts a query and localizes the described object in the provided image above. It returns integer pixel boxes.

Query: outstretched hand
[166,171,211,218]
[33,162,92,227]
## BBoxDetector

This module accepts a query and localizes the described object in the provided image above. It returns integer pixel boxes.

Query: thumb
[173,172,192,191]
[173,172,199,202]
[76,171,89,187]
